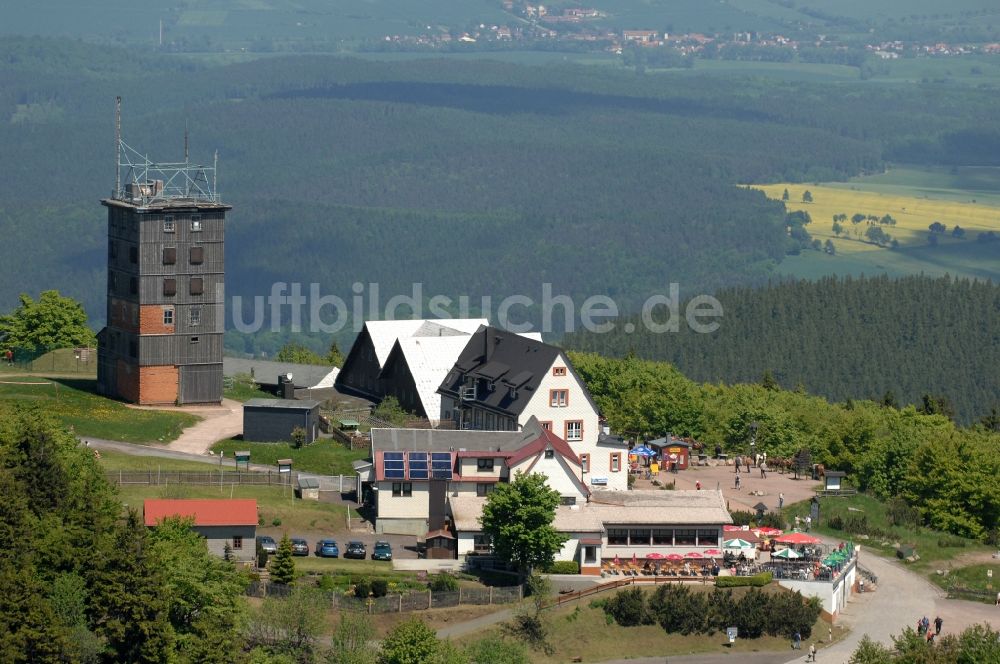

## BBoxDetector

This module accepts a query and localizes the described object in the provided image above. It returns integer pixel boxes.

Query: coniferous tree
[271,534,297,585]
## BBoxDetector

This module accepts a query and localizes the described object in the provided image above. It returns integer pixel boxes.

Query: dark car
[344,541,367,559]
[256,535,277,555]
[315,539,340,558]
[372,541,393,561]
[290,538,309,556]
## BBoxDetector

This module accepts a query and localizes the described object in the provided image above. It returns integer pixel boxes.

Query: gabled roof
[143,499,258,527]
[366,318,489,368]
[506,426,581,467]
[449,495,604,533]
[380,335,473,420]
[438,326,565,416]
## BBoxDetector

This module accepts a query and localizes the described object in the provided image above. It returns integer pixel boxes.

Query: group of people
[917,616,943,643]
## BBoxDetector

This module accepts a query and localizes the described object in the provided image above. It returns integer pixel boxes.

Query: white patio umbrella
[772,547,802,559]
[723,538,754,549]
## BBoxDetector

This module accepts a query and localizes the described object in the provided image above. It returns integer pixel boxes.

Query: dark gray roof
[825,471,847,478]
[439,326,562,416]
[223,356,338,389]
[372,419,543,453]
[244,398,321,410]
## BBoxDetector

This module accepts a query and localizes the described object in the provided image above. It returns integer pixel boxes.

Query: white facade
[517,355,626,491]
[375,481,431,534]
[508,449,587,503]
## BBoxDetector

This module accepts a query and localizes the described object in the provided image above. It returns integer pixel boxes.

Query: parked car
[290,537,309,556]
[315,539,340,558]
[256,535,277,554]
[372,541,393,561]
[344,541,367,559]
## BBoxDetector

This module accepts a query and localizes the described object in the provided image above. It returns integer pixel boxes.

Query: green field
[758,178,1000,282]
[97,448,222,472]
[783,493,993,572]
[116,483,359,534]
[930,563,1000,601]
[211,438,368,475]
[0,377,197,443]
[465,584,838,662]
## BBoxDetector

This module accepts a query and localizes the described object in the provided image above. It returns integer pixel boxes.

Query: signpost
[727,626,738,645]
[235,451,251,472]
[278,459,292,497]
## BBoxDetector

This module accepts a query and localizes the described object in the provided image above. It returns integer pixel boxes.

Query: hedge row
[545,561,581,574]
[715,571,773,588]
[602,582,821,639]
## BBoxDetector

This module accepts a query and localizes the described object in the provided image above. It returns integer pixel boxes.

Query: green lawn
[211,438,368,475]
[464,585,836,662]
[97,448,221,472]
[0,377,197,443]
[116,483,359,534]
[930,563,1000,601]
[782,493,993,573]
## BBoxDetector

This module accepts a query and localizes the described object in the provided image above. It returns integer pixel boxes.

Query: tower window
[190,216,202,232]
[164,216,175,233]
[163,278,176,297]
[189,246,204,265]
[163,308,174,325]
[162,247,176,265]
[189,277,204,296]
[190,336,200,344]
[129,277,138,295]
[188,307,201,326]
[129,246,138,264]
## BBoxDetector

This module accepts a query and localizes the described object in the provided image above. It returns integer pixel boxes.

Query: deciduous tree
[480,472,566,576]
[0,290,96,352]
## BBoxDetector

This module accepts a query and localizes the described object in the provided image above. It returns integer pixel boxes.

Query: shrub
[887,497,921,528]
[429,573,459,592]
[546,560,580,574]
[317,574,336,592]
[353,578,372,598]
[271,517,282,527]
[730,510,754,526]
[715,571,773,588]
[602,587,652,627]
[371,578,389,598]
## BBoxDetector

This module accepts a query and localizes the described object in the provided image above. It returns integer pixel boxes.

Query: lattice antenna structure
[112,98,219,205]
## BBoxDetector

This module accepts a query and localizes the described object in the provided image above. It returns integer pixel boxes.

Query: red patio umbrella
[646,552,666,559]
[613,554,620,565]
[685,552,704,559]
[666,553,684,561]
[775,532,821,545]
[703,549,722,556]
[632,553,639,566]
[757,527,783,536]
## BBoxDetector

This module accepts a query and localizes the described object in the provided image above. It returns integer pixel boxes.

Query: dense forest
[1,37,999,336]
[564,275,1000,424]
[569,351,1000,542]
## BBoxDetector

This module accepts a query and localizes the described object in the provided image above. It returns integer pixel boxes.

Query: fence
[946,584,994,603]
[107,470,294,486]
[247,582,522,613]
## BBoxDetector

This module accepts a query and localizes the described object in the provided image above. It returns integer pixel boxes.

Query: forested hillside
[569,352,1000,542]
[564,275,1000,424]
[1,37,999,335]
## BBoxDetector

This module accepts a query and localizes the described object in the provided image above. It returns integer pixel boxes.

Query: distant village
[366,2,1000,61]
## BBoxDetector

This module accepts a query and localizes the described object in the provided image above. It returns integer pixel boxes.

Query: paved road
[127,398,243,454]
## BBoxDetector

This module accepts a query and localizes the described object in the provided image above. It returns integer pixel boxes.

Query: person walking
[807,643,816,661]
[934,616,942,635]
[735,457,741,473]
[735,474,742,490]
[805,515,812,532]
[779,492,785,509]
[760,461,767,479]
[792,631,802,650]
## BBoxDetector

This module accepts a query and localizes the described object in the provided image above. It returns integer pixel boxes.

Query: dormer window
[544,449,555,459]
[508,387,517,399]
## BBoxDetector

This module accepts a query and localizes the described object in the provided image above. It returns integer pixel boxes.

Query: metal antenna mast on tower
[115,96,122,198]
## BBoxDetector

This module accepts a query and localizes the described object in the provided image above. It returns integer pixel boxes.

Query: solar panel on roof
[408,451,428,480]
[384,452,405,479]
[431,452,453,480]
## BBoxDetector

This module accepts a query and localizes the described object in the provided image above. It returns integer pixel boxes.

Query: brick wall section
[140,305,175,335]
[116,359,139,403]
[139,365,179,404]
